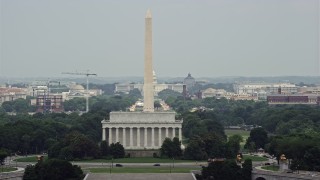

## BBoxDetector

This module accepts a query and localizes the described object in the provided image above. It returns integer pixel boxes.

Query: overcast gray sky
[0,0,319,78]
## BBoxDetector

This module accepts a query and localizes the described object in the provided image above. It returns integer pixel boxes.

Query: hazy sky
[0,0,319,78]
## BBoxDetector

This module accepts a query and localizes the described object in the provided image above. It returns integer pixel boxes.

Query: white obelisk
[143,9,154,112]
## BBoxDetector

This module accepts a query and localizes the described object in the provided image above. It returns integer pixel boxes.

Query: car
[153,163,160,166]
[264,163,271,165]
[115,164,123,167]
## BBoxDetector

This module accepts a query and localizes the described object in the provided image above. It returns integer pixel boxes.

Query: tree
[109,142,125,159]
[241,159,252,180]
[304,147,320,171]
[128,88,142,99]
[23,159,84,180]
[100,141,110,157]
[23,165,38,180]
[160,138,182,158]
[0,149,8,165]
[158,89,182,101]
[184,137,207,160]
[1,101,13,112]
[245,127,268,150]
[200,160,242,180]
[226,134,243,158]
[154,101,161,110]
[13,98,29,113]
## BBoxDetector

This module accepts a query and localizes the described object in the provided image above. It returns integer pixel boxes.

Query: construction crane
[62,71,97,113]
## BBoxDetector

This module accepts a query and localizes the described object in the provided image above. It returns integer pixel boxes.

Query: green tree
[241,159,252,180]
[158,89,182,101]
[109,142,125,159]
[1,101,13,112]
[128,88,142,99]
[23,159,84,180]
[0,149,8,165]
[154,100,161,110]
[226,134,243,158]
[184,137,207,160]
[100,140,110,157]
[245,127,268,149]
[160,137,182,158]
[200,160,242,180]
[23,165,38,180]
[13,98,29,113]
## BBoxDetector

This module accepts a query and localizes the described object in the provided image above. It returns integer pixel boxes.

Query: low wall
[125,150,160,157]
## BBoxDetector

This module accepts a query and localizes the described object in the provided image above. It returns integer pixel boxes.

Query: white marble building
[101,112,182,149]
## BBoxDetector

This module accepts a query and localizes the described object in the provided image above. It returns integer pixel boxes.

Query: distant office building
[297,86,320,94]
[267,94,319,105]
[201,88,227,98]
[36,94,63,113]
[233,83,297,95]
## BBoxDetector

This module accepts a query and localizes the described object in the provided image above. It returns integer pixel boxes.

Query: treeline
[0,95,135,156]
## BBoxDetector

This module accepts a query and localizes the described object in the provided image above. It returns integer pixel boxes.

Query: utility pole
[62,71,97,113]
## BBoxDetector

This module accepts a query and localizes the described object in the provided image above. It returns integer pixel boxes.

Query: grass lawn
[15,155,48,162]
[243,155,267,162]
[86,167,201,173]
[0,167,17,172]
[77,157,198,163]
[261,165,279,171]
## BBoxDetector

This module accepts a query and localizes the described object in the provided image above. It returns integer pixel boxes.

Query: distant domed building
[184,73,196,90]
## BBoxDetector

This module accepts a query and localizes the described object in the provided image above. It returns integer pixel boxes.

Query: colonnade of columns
[102,126,182,149]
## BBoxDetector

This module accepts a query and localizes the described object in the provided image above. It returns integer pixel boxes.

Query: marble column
[102,128,106,141]
[158,127,162,147]
[130,127,133,147]
[144,127,147,147]
[165,127,168,137]
[172,128,175,138]
[151,127,155,147]
[108,127,112,145]
[123,128,126,147]
[116,127,119,142]
[137,127,140,147]
[179,128,182,141]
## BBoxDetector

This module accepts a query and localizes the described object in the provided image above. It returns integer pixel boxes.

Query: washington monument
[143,9,154,112]
[101,9,182,153]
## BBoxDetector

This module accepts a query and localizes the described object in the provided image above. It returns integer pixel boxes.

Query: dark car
[115,164,123,167]
[286,170,293,173]
[153,163,160,166]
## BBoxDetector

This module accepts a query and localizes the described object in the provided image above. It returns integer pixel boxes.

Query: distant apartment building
[0,87,27,105]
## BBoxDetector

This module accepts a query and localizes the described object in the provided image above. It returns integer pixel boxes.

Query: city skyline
[0,0,319,78]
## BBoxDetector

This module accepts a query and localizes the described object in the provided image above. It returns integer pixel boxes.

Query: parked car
[115,164,123,167]
[153,163,160,166]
